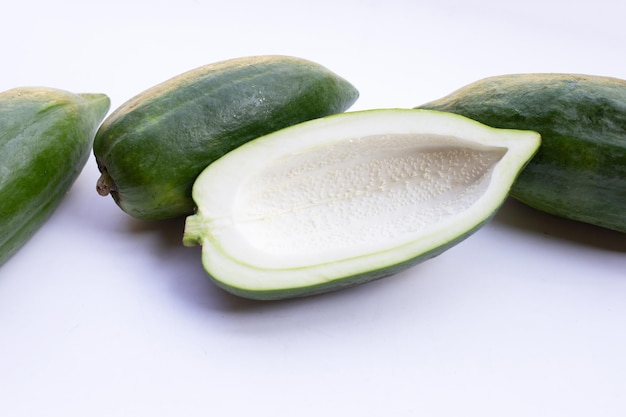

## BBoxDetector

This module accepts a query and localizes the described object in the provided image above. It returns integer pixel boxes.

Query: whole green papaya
[93,55,359,220]
[418,73,626,232]
[0,87,110,265]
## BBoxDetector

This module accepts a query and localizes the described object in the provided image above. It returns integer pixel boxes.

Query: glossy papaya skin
[93,55,359,221]
[0,87,110,265]
[418,73,626,232]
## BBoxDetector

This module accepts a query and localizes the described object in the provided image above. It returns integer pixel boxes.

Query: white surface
[2,1,626,416]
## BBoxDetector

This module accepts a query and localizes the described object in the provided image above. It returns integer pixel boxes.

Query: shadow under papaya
[493,197,626,253]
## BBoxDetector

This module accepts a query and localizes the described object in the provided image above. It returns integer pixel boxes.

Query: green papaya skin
[0,87,110,265]
[93,55,360,221]
[417,73,626,232]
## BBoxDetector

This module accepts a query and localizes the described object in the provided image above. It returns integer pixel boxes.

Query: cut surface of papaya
[183,109,540,300]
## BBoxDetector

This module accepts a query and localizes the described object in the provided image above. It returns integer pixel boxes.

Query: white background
[2,1,626,416]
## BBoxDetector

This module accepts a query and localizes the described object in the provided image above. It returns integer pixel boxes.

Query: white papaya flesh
[183,109,541,300]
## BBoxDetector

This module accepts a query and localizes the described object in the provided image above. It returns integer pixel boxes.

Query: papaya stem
[96,171,116,196]
[182,214,204,247]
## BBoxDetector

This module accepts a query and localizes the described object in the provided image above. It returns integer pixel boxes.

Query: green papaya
[417,73,626,232]
[93,55,359,221]
[0,87,110,265]
[183,109,540,300]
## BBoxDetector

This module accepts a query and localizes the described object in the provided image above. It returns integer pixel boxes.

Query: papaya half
[183,109,540,300]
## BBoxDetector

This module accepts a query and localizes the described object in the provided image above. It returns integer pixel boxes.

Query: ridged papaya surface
[418,73,626,232]
[94,55,359,220]
[0,87,110,265]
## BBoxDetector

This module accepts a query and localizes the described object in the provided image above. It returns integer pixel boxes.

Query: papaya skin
[93,55,359,221]
[0,87,110,265]
[417,73,626,233]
